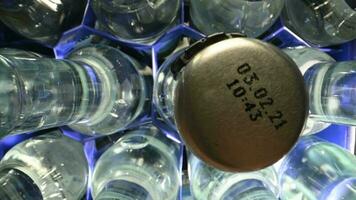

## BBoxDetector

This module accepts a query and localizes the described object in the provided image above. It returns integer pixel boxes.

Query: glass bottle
[282,0,356,46]
[279,136,356,200]
[154,35,307,172]
[153,48,183,130]
[189,0,284,37]
[91,0,181,44]
[188,154,279,200]
[283,47,334,135]
[0,129,88,200]
[91,125,181,200]
[0,0,87,45]
[284,47,356,127]
[0,45,151,138]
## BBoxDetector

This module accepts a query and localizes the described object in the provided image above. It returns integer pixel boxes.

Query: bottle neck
[0,169,43,200]
[2,55,108,135]
[96,180,153,200]
[304,61,356,126]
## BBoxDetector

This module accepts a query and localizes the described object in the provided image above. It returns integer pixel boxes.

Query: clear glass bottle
[153,48,184,130]
[0,0,87,45]
[189,0,284,37]
[0,45,150,138]
[91,125,181,200]
[154,35,308,172]
[284,47,356,127]
[91,0,181,44]
[188,154,279,200]
[0,129,88,200]
[279,136,356,200]
[182,170,194,200]
[283,47,334,135]
[282,0,356,46]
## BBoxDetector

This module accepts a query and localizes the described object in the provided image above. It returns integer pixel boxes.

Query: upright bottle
[91,0,181,44]
[0,45,151,138]
[189,0,284,37]
[0,129,88,200]
[91,125,181,200]
[282,0,356,46]
[284,47,356,128]
[279,136,356,200]
[0,0,87,45]
[189,154,279,200]
[154,33,308,172]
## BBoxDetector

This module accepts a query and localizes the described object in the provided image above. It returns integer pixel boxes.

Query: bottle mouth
[96,179,153,200]
[221,180,277,200]
[212,174,278,200]
[0,168,43,200]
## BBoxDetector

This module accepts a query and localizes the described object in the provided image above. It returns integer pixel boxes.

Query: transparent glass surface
[182,170,194,200]
[0,45,149,137]
[283,47,335,135]
[92,125,180,200]
[279,136,356,200]
[190,0,284,37]
[0,48,42,58]
[153,49,185,130]
[304,61,356,126]
[0,52,86,136]
[282,0,356,46]
[0,169,42,200]
[68,45,151,135]
[0,0,86,45]
[0,129,88,200]
[92,0,180,44]
[188,154,278,200]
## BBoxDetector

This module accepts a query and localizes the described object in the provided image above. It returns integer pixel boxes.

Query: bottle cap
[174,35,307,172]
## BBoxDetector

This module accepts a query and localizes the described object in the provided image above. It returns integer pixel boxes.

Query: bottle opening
[0,168,43,200]
[221,179,277,200]
[96,179,153,200]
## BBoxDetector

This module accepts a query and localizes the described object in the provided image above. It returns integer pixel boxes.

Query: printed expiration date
[226,63,288,130]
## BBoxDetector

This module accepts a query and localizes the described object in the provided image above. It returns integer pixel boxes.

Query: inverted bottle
[91,0,180,44]
[0,0,87,45]
[0,45,151,137]
[189,0,284,37]
[282,0,356,46]
[91,125,180,200]
[0,129,88,200]
[154,33,308,172]
[279,136,356,200]
[284,47,356,127]
[189,153,279,200]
